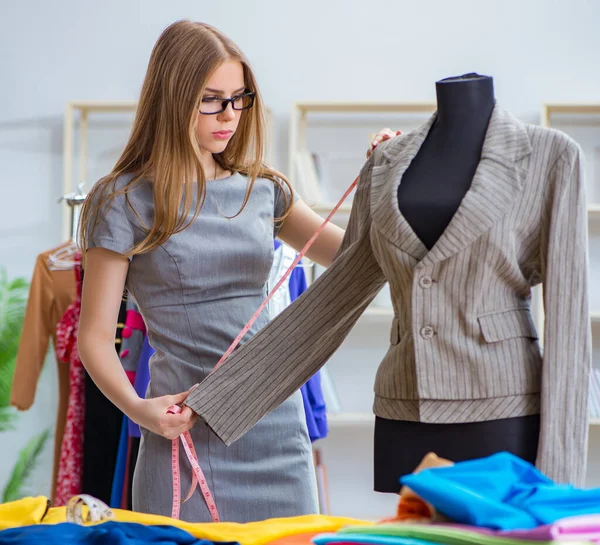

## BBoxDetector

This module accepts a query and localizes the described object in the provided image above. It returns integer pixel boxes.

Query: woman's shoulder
[90,172,152,205]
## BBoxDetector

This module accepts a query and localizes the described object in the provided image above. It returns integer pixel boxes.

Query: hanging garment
[400,451,600,530]
[119,300,147,374]
[187,105,590,486]
[113,332,153,510]
[82,298,128,505]
[270,241,328,442]
[128,327,153,439]
[54,256,84,506]
[110,300,146,508]
[10,242,76,503]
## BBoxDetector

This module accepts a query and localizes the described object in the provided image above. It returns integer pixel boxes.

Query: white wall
[1,0,599,517]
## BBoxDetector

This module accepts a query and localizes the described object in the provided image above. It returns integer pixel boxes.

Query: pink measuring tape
[167,176,359,521]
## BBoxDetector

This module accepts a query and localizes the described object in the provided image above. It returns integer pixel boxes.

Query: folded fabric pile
[315,452,600,545]
[0,495,370,545]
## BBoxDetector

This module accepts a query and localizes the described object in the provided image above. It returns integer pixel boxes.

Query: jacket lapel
[370,105,532,266]
[370,115,436,260]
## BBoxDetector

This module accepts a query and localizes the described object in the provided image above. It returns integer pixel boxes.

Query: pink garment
[499,515,600,542]
[54,257,84,506]
[444,515,600,542]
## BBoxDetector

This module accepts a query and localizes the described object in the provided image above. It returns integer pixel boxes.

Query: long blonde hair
[79,20,293,259]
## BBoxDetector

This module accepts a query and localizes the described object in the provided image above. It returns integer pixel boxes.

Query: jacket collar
[370,104,532,265]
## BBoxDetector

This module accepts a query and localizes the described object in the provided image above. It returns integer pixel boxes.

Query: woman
[78,20,395,522]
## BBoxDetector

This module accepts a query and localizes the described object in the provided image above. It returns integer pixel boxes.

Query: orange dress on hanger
[10,242,76,503]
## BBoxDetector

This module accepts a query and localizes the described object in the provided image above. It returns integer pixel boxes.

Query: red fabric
[54,256,84,506]
[124,309,146,335]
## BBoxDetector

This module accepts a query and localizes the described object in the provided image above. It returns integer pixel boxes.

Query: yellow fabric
[0,496,50,530]
[39,502,371,545]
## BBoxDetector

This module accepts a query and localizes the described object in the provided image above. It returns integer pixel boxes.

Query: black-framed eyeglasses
[199,91,256,115]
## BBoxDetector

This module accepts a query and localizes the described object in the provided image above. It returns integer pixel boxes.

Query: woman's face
[195,60,246,156]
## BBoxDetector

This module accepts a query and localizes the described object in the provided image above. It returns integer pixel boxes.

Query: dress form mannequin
[397,73,494,249]
[374,73,540,493]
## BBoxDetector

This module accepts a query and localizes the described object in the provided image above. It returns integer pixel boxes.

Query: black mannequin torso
[397,73,495,249]
[374,74,540,493]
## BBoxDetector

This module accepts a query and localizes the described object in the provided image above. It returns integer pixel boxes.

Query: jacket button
[419,276,433,289]
[420,326,435,340]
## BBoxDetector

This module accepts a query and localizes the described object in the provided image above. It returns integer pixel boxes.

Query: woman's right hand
[131,389,198,440]
[367,128,402,158]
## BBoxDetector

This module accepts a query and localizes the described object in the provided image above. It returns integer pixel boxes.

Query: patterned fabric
[54,255,84,506]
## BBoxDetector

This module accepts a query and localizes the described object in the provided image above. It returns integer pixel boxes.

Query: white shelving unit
[62,101,138,240]
[289,102,436,214]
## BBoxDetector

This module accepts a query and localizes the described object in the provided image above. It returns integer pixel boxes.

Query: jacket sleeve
[10,255,55,410]
[536,143,591,485]
[186,156,387,445]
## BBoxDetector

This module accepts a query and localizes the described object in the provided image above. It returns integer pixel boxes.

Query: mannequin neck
[435,73,495,132]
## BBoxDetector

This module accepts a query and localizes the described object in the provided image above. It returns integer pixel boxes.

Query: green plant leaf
[0,406,17,432]
[2,428,51,503]
[0,356,17,408]
[0,267,30,407]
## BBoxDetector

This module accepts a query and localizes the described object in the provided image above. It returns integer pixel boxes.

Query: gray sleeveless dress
[85,172,318,522]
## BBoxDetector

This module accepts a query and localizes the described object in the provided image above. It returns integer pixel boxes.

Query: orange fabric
[380,496,432,524]
[265,531,322,545]
[10,243,76,503]
[381,452,453,524]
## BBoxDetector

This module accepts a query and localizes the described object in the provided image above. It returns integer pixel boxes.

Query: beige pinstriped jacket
[187,105,591,485]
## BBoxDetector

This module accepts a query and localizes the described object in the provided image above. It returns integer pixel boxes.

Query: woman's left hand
[367,128,402,158]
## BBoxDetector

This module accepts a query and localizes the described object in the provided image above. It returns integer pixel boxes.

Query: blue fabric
[313,534,431,545]
[281,241,328,442]
[110,415,129,508]
[0,522,236,545]
[400,451,600,530]
[128,335,154,437]
[301,373,328,442]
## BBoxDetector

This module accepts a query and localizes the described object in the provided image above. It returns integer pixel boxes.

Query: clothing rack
[59,182,87,241]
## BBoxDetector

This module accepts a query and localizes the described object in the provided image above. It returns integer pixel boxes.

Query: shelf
[294,101,437,115]
[591,418,600,426]
[589,205,600,218]
[328,412,374,425]
[311,203,353,214]
[542,103,600,126]
[364,307,394,318]
[68,100,138,112]
[290,102,437,214]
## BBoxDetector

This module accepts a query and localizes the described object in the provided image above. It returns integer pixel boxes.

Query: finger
[169,390,190,405]
[372,129,397,148]
[179,405,195,420]
[376,128,394,138]
[160,414,190,439]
